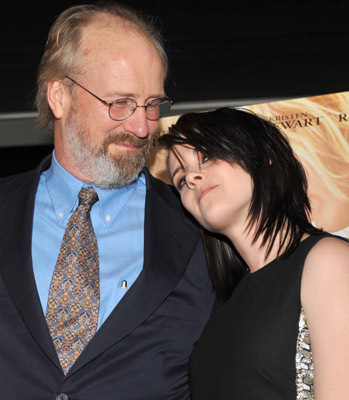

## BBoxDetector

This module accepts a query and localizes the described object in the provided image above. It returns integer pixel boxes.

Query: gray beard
[65,109,150,189]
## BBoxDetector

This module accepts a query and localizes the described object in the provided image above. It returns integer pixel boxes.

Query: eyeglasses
[65,76,173,121]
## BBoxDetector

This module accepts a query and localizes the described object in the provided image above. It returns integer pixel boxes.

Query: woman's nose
[186,171,203,188]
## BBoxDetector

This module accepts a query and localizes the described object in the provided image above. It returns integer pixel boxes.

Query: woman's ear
[46,80,69,119]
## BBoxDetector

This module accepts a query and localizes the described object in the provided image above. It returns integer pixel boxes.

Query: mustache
[104,132,149,149]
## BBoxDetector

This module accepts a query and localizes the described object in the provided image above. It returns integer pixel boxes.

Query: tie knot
[78,187,99,211]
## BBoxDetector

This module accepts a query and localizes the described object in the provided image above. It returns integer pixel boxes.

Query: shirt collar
[46,151,146,225]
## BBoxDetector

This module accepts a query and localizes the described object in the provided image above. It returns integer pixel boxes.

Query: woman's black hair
[159,107,322,300]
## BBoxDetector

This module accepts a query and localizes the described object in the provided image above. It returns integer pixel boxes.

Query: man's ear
[47,80,70,119]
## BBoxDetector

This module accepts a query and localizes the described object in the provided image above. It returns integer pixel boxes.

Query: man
[0,3,216,399]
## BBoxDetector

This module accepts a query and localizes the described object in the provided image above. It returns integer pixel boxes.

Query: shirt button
[58,212,63,218]
[105,215,111,222]
[56,394,69,400]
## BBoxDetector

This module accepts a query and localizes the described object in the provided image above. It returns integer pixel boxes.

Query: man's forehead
[79,19,152,64]
[83,14,142,43]
[74,14,165,95]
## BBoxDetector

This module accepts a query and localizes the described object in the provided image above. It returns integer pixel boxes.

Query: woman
[159,107,349,400]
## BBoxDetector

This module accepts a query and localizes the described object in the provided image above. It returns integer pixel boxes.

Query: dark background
[0,0,348,175]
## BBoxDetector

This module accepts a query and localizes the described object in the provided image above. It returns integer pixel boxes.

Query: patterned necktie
[46,187,100,374]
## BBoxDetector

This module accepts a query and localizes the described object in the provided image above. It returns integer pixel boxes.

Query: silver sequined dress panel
[296,308,314,400]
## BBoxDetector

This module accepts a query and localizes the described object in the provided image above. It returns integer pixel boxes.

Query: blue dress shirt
[32,152,145,329]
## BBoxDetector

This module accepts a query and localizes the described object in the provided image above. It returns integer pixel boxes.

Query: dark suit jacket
[0,156,216,400]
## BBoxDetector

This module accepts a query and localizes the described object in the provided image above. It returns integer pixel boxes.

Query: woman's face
[168,145,253,237]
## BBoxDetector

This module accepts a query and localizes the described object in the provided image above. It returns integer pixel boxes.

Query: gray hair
[35,2,168,134]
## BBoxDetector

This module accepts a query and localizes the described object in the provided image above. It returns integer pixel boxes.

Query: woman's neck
[225,225,284,273]
[226,224,309,273]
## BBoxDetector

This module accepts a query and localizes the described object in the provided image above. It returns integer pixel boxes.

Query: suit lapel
[69,170,200,375]
[0,163,200,376]
[0,156,62,372]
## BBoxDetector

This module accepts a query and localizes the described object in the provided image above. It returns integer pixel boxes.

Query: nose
[185,170,203,189]
[123,106,151,139]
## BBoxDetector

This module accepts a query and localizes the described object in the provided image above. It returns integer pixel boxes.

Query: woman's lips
[198,185,218,202]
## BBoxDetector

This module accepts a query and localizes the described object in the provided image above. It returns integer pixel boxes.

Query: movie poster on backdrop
[147,91,349,239]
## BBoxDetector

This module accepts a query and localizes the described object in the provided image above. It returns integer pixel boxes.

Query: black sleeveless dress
[189,234,332,400]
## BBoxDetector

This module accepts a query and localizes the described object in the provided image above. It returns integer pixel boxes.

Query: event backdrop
[147,91,349,239]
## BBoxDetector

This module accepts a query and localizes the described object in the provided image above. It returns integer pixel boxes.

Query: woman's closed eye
[175,175,187,191]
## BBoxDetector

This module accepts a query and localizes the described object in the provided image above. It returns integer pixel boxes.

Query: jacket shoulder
[0,155,51,202]
[144,169,200,231]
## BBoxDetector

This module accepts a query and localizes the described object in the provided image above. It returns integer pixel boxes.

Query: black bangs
[160,109,252,168]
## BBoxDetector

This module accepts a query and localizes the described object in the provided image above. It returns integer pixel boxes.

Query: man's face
[64,102,152,188]
[56,17,165,187]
